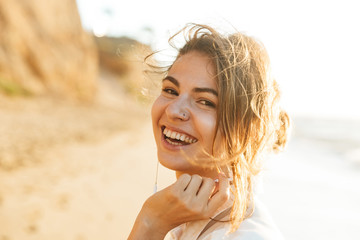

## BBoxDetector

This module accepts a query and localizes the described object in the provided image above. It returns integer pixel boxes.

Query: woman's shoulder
[201,198,285,240]
[166,198,284,240]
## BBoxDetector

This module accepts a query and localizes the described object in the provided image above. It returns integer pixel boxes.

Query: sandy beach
[1,92,360,239]
[1,1,359,239]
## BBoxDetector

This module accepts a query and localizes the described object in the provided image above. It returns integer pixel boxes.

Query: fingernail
[214,179,219,183]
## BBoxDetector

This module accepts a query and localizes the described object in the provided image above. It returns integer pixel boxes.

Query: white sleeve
[201,199,285,240]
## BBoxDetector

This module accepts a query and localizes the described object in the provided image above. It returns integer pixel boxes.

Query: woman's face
[151,51,222,178]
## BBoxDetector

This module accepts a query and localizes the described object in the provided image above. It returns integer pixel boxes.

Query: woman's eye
[162,88,178,96]
[198,99,216,108]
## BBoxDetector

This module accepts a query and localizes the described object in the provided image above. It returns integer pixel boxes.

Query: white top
[165,197,284,240]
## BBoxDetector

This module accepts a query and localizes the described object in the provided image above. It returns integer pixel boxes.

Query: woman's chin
[157,154,216,177]
[158,156,189,172]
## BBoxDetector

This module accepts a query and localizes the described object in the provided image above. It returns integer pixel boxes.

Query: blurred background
[0,0,359,239]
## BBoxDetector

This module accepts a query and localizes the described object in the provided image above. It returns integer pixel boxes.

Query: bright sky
[76,0,360,119]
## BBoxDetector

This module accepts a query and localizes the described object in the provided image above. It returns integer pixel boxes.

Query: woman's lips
[163,127,197,143]
[160,126,198,148]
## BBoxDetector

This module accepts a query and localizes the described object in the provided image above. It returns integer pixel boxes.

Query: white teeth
[166,138,182,145]
[163,127,197,144]
[166,130,171,138]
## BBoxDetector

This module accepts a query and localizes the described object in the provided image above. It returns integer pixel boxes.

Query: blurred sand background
[1,1,360,240]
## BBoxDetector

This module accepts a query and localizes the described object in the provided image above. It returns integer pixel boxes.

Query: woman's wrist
[127,207,171,240]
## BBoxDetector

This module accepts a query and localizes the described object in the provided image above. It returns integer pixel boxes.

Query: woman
[128,24,290,240]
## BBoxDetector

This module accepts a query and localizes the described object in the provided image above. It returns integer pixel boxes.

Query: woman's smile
[151,51,220,175]
[162,126,198,146]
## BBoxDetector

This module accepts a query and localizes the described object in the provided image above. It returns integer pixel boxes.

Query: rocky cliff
[0,0,98,100]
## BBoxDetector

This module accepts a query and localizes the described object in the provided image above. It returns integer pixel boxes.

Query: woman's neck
[175,168,227,180]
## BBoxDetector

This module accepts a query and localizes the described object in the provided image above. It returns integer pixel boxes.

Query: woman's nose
[165,97,190,121]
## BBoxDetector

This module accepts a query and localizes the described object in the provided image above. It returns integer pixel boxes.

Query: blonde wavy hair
[148,24,291,232]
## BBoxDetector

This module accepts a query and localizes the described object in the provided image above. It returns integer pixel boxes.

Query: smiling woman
[152,51,220,178]
[128,24,290,240]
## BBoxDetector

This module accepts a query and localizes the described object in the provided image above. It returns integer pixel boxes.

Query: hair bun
[273,110,291,152]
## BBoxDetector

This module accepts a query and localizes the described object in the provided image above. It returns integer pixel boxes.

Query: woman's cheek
[212,129,225,157]
[195,111,217,149]
[151,96,166,121]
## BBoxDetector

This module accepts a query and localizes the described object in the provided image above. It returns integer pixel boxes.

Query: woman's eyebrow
[193,87,218,97]
[163,75,218,97]
[163,76,179,87]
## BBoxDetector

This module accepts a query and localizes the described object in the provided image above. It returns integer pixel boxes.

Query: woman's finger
[207,173,230,214]
[184,174,203,194]
[174,173,192,191]
[196,177,215,199]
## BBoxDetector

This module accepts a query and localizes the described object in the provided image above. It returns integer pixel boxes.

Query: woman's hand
[127,173,230,240]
